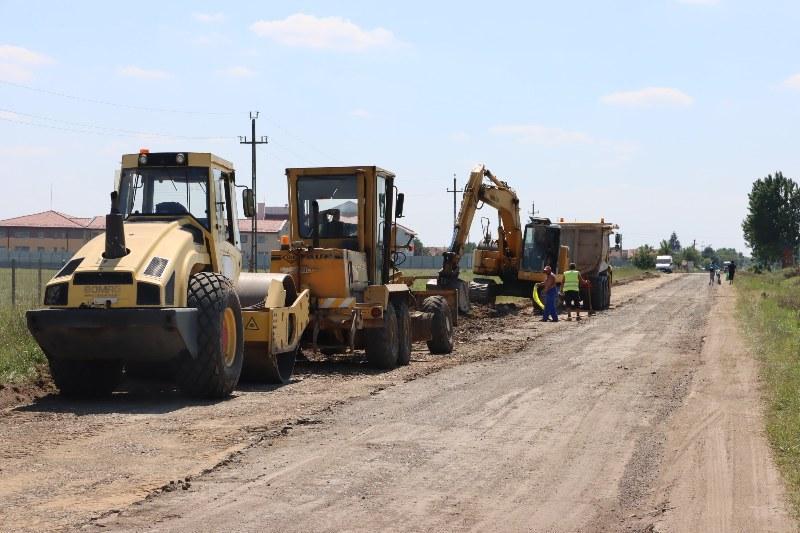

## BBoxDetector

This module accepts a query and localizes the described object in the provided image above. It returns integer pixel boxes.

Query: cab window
[118,167,210,229]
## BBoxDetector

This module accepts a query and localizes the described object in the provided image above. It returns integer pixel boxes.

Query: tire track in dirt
[0,275,676,532]
[86,275,744,533]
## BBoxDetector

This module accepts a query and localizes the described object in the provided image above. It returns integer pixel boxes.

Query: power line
[0,107,233,140]
[0,79,244,115]
[1,80,345,165]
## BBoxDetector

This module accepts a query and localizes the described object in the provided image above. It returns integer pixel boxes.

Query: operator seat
[155,202,189,215]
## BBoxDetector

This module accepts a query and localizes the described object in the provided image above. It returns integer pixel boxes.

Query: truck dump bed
[558,221,617,276]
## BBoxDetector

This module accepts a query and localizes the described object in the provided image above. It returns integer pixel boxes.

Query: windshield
[522,224,560,273]
[296,175,358,239]
[118,167,210,228]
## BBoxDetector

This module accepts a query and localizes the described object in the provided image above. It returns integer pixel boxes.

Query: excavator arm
[438,164,522,285]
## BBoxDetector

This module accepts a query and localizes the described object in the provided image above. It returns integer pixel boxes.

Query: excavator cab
[521,219,562,273]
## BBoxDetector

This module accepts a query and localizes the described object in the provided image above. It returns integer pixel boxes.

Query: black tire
[48,358,124,397]
[177,272,244,398]
[394,299,412,366]
[470,278,497,305]
[366,303,399,369]
[591,275,607,311]
[423,296,453,354]
[605,276,612,309]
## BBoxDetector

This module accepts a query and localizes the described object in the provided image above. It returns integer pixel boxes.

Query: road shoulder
[645,284,793,532]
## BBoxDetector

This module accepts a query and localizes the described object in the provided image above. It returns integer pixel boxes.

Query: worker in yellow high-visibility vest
[563,262,587,321]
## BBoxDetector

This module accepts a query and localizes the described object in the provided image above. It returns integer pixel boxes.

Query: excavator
[435,164,568,307]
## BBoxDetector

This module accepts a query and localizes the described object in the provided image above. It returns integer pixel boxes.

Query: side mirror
[614,233,622,250]
[396,193,405,218]
[242,188,255,218]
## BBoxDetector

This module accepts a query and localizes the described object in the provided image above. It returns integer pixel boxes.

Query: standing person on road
[563,262,586,321]
[728,260,736,284]
[709,263,717,286]
[540,265,559,322]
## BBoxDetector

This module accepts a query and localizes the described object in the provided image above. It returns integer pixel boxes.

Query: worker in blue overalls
[540,265,559,322]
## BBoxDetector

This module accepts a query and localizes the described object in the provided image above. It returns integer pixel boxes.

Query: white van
[655,255,673,273]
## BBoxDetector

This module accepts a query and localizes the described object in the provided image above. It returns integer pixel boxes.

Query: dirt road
[1,274,791,532]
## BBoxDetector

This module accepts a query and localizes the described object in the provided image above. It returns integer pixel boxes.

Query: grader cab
[270,166,457,368]
[26,151,309,398]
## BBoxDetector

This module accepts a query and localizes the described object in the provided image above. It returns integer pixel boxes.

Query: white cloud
[193,12,225,23]
[489,124,593,146]
[0,45,54,82]
[0,63,33,82]
[350,108,370,118]
[781,73,800,90]
[250,13,398,51]
[0,110,22,121]
[218,66,256,78]
[117,65,171,80]
[0,45,53,65]
[600,87,693,108]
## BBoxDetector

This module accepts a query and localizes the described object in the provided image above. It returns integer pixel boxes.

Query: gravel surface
[2,274,788,532]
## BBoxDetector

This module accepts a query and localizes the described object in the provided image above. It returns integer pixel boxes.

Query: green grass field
[737,270,800,517]
[0,267,55,384]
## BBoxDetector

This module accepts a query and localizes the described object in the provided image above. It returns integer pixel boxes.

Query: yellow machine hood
[71,220,197,275]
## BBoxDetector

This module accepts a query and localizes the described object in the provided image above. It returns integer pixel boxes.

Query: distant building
[1,203,414,267]
[0,209,288,268]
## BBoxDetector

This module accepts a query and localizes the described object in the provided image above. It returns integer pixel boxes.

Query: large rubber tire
[177,272,244,398]
[394,300,412,366]
[48,358,123,397]
[605,277,612,309]
[423,296,454,354]
[366,303,399,369]
[470,278,497,305]
[591,275,607,312]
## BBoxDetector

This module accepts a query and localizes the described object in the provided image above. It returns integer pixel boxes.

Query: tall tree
[742,171,800,267]
[658,240,672,255]
[668,231,681,251]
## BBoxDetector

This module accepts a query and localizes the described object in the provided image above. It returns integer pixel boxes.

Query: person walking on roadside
[708,263,717,286]
[563,262,586,321]
[540,265,559,322]
[728,260,736,284]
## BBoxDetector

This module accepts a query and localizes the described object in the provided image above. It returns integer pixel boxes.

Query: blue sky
[2,0,800,252]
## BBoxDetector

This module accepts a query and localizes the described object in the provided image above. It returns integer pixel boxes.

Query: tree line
[630,232,746,270]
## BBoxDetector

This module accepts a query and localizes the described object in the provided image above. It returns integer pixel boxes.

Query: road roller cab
[26,151,309,398]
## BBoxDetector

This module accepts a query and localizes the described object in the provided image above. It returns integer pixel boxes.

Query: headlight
[175,153,186,164]
[44,282,69,306]
[138,153,148,165]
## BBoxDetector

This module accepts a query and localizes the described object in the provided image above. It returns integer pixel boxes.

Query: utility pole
[446,173,464,228]
[239,112,268,272]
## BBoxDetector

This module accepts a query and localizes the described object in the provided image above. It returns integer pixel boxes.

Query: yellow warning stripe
[318,297,356,309]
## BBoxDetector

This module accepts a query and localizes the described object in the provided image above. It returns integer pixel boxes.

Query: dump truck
[557,219,620,310]
[435,164,568,307]
[269,166,456,368]
[26,151,309,398]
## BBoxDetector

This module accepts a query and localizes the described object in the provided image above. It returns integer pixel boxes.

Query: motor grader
[269,166,457,368]
[26,151,309,398]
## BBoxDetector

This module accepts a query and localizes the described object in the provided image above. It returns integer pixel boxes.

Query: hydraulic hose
[532,282,544,310]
